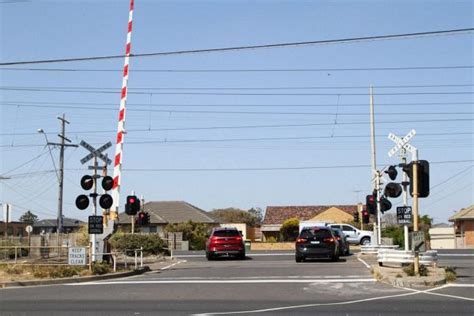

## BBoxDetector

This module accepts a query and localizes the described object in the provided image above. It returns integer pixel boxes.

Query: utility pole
[369,86,381,245]
[40,115,78,236]
[56,115,78,234]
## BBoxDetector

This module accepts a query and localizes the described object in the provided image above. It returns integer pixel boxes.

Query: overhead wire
[1,27,473,66]
[1,65,473,73]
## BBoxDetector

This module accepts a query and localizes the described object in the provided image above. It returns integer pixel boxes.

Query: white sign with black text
[68,247,87,265]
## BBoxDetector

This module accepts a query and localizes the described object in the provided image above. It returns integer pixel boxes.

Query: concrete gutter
[0,266,150,289]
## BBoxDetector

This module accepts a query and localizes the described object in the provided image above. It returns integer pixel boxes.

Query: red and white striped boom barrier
[111,0,135,220]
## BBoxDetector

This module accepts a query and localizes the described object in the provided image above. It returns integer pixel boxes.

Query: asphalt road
[0,250,473,315]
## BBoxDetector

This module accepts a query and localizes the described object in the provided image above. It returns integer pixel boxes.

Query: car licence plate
[310,241,320,244]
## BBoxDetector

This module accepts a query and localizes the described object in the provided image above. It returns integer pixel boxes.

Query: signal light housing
[75,194,90,210]
[125,195,140,215]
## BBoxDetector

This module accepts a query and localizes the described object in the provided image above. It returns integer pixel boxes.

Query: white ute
[328,224,373,245]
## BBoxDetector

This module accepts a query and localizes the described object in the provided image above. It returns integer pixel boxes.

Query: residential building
[118,201,218,233]
[32,218,85,234]
[261,205,358,241]
[0,221,29,237]
[449,205,474,248]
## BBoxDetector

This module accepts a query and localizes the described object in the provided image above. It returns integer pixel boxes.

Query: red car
[206,227,245,260]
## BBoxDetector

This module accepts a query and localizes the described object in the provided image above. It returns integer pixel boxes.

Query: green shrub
[265,236,277,243]
[403,263,428,277]
[92,262,111,275]
[382,226,404,248]
[279,218,299,242]
[109,232,165,255]
[165,221,211,250]
[444,266,457,282]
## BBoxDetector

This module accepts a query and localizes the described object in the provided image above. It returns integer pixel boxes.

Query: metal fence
[377,249,438,267]
[0,245,144,272]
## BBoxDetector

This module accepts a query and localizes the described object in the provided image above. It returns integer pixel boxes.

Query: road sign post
[388,130,421,276]
[79,140,112,262]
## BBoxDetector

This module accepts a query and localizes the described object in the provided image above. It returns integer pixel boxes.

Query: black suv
[295,226,339,262]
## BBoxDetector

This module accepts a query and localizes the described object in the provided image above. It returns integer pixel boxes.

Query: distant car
[328,224,373,245]
[295,226,339,262]
[206,227,245,260]
[331,227,350,256]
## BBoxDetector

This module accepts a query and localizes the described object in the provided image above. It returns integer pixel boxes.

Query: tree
[209,208,259,227]
[248,207,264,225]
[165,221,211,250]
[19,211,38,225]
[280,218,300,242]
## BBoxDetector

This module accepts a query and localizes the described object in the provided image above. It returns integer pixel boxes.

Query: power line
[1,130,473,147]
[430,165,474,191]
[1,103,474,117]
[1,87,474,96]
[2,100,473,109]
[63,159,474,172]
[1,65,473,73]
[2,83,473,90]
[1,27,473,66]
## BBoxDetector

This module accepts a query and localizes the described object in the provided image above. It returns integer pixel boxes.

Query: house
[0,221,29,237]
[32,218,85,234]
[118,201,218,233]
[449,205,474,248]
[261,205,359,241]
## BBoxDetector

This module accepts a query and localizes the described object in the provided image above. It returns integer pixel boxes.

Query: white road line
[440,283,474,288]
[438,254,474,257]
[73,278,376,285]
[357,257,371,269]
[192,291,420,315]
[160,260,185,271]
[139,275,370,280]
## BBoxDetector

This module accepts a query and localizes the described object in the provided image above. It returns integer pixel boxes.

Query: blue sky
[0,0,472,224]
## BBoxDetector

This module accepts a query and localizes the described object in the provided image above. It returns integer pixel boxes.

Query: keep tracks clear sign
[68,247,87,265]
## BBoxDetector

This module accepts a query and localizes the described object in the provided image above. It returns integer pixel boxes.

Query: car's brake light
[335,236,341,241]
[323,237,335,243]
[296,238,307,243]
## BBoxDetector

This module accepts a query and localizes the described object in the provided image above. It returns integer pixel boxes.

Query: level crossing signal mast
[76,175,114,210]
[403,160,430,198]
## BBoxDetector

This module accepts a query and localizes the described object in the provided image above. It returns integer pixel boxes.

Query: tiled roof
[33,218,84,228]
[118,201,216,224]
[263,205,357,225]
[449,205,474,221]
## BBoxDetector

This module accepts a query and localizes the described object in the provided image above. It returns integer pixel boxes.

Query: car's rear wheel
[238,251,246,260]
[295,255,304,263]
[331,253,339,262]
[206,252,214,261]
[360,237,371,245]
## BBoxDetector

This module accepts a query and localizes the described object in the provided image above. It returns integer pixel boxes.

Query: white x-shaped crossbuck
[387,129,417,159]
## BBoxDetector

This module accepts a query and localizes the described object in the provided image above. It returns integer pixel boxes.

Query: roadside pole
[91,155,98,262]
[400,150,410,251]
[412,153,420,276]
[369,86,381,245]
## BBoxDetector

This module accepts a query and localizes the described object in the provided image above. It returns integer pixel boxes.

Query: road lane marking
[357,257,371,269]
[72,278,376,285]
[438,254,474,257]
[160,260,185,271]
[192,291,420,315]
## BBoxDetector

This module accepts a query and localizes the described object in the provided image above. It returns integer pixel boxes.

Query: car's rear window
[332,230,342,237]
[213,230,240,237]
[300,228,332,239]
